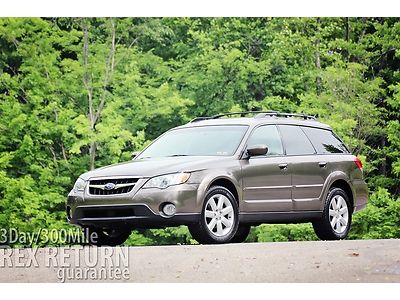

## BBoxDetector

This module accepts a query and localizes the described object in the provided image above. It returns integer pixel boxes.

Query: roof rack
[190,116,214,123]
[254,111,316,120]
[190,110,316,122]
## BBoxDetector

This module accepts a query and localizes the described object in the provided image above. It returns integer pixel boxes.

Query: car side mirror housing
[131,151,139,159]
[247,144,268,157]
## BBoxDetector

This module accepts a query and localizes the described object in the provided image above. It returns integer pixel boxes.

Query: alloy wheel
[328,195,349,234]
[204,194,234,237]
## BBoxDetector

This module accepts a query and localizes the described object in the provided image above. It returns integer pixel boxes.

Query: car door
[241,125,292,212]
[277,125,325,211]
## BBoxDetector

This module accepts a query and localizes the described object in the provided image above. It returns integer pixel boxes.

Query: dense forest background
[0,17,399,246]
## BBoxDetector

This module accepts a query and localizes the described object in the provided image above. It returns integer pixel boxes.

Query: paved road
[1,239,399,282]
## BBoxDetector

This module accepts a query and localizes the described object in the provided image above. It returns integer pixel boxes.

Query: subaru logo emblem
[104,183,116,190]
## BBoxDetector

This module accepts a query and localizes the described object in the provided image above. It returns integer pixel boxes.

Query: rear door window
[278,125,316,155]
[302,127,349,154]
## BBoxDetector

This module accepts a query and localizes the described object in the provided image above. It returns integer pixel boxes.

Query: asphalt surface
[1,239,399,282]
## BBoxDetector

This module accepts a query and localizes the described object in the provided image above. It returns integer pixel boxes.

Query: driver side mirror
[246,144,268,157]
[131,151,139,159]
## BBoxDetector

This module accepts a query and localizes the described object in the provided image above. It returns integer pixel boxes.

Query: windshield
[137,125,248,159]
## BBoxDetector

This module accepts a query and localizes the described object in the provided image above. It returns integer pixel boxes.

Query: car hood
[80,156,233,179]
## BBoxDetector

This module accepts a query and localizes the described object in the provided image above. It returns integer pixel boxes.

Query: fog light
[162,203,176,216]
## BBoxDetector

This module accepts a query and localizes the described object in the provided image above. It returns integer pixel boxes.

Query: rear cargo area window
[301,127,349,154]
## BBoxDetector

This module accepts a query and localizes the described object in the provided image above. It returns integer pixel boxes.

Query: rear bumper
[352,179,368,212]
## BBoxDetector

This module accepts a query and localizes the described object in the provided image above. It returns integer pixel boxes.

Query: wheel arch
[196,173,241,209]
[209,178,239,203]
[329,179,354,211]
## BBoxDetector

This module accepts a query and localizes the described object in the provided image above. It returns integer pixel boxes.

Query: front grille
[74,205,153,220]
[88,178,139,195]
[82,207,136,218]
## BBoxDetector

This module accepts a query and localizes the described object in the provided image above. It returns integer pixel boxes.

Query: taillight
[354,157,363,169]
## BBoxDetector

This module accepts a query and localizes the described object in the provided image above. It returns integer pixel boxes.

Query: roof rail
[212,111,280,119]
[189,116,214,123]
[190,111,280,123]
[190,111,316,122]
[254,111,316,120]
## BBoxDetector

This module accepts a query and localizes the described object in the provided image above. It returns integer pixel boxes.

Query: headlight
[143,173,190,189]
[73,177,87,192]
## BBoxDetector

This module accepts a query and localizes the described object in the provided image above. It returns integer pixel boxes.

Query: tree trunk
[94,18,116,126]
[89,141,97,171]
[315,18,322,96]
[82,19,96,170]
[344,17,349,41]
[359,17,367,42]
[380,137,386,176]
[344,17,350,61]
[82,18,116,170]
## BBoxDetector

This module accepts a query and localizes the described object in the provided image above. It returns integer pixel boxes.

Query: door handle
[278,163,288,170]
[319,161,327,168]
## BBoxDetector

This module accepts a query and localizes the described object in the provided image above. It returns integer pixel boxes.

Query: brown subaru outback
[67,111,368,245]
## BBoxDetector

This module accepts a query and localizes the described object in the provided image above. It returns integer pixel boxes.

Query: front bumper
[67,179,201,228]
[68,204,200,228]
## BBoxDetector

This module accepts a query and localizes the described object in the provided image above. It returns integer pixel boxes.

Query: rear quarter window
[301,126,349,154]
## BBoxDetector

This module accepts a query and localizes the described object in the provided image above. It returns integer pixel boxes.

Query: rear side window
[247,125,284,156]
[278,125,316,155]
[302,127,349,154]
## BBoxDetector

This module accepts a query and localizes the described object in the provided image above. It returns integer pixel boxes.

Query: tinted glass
[137,125,248,159]
[278,125,316,155]
[302,127,349,154]
[247,125,283,156]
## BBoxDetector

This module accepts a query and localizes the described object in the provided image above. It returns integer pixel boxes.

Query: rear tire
[312,187,352,240]
[84,227,131,246]
[188,186,239,244]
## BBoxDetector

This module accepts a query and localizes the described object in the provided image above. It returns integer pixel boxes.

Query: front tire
[84,227,131,246]
[312,187,352,240]
[189,186,239,244]
[230,224,251,243]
